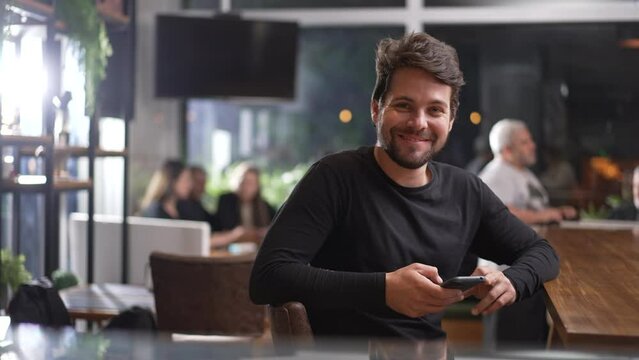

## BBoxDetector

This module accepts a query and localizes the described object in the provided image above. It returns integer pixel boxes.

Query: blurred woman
[139,159,193,219]
[215,162,275,245]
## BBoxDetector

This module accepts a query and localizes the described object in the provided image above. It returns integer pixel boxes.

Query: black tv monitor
[155,15,298,100]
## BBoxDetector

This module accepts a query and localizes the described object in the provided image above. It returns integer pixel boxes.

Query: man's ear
[448,116,455,132]
[371,99,380,127]
[501,146,512,161]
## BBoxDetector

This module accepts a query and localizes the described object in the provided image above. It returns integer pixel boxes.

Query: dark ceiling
[426,23,639,102]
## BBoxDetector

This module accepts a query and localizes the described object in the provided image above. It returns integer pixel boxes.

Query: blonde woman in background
[139,159,192,219]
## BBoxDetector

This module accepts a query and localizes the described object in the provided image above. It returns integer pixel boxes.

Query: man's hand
[465,266,517,316]
[539,208,564,223]
[558,206,577,220]
[385,263,465,318]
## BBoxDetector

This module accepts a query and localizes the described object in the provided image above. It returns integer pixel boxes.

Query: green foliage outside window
[206,162,311,211]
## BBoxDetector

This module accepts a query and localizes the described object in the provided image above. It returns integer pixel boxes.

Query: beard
[378,125,445,170]
[516,152,536,168]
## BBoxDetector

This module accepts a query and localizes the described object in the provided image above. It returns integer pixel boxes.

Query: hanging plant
[55,0,112,116]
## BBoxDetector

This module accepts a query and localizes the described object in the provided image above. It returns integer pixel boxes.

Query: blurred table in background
[60,283,154,326]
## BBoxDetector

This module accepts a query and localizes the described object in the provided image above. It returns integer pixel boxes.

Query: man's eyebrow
[429,100,450,109]
[390,96,449,107]
[390,96,414,102]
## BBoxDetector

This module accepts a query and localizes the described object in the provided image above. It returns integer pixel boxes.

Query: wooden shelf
[18,145,87,157]
[54,146,127,157]
[1,177,91,192]
[55,146,89,157]
[18,146,127,158]
[96,149,127,157]
[53,147,127,158]
[9,0,54,22]
[0,180,47,193]
[54,178,92,191]
[9,0,129,26]
[96,3,130,26]
[0,134,53,147]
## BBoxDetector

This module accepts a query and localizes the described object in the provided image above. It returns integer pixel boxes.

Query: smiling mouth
[398,133,431,142]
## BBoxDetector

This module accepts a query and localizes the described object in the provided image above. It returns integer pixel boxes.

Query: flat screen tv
[155,15,299,100]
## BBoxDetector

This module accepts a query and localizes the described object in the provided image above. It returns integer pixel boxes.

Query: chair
[269,301,313,348]
[149,252,265,336]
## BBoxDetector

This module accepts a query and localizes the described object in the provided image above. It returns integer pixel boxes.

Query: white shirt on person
[479,157,549,211]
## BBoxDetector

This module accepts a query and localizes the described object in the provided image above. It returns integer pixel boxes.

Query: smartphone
[441,276,485,291]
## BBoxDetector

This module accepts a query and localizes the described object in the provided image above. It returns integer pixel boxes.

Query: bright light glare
[339,109,353,123]
[17,36,46,135]
[16,175,47,185]
[0,35,47,136]
[469,112,482,125]
[3,155,15,163]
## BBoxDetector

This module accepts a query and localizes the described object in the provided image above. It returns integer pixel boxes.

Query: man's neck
[373,146,430,188]
[499,155,525,171]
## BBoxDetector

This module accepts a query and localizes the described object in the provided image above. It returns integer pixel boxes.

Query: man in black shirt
[250,32,559,339]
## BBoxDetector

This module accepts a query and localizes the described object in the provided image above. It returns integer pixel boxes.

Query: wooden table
[60,283,155,324]
[540,227,639,350]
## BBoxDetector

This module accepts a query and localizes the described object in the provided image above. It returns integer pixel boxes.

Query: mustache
[390,127,437,141]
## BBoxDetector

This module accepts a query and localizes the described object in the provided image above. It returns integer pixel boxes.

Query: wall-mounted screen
[155,15,298,100]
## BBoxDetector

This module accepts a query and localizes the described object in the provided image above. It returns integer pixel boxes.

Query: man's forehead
[385,70,452,103]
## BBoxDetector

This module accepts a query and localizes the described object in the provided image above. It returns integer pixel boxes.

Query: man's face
[238,171,259,202]
[174,170,193,200]
[371,67,453,170]
[633,171,639,208]
[508,128,537,168]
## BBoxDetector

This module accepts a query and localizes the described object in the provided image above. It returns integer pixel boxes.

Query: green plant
[55,0,112,116]
[52,269,79,290]
[0,248,32,307]
[260,162,311,209]
[579,202,610,220]
[605,195,623,209]
[206,162,311,211]
[0,248,32,291]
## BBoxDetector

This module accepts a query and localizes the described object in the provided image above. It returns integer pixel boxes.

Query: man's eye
[394,103,411,111]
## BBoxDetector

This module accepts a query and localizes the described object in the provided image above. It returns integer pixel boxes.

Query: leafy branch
[55,0,112,116]
[0,248,32,292]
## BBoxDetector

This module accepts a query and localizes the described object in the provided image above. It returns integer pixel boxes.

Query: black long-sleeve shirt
[250,146,559,339]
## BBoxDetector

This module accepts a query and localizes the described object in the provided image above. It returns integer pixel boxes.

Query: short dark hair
[372,32,465,121]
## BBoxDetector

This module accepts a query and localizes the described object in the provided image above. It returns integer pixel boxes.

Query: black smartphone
[441,276,486,291]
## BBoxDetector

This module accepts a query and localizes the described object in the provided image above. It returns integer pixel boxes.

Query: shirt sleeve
[249,162,386,310]
[471,181,560,301]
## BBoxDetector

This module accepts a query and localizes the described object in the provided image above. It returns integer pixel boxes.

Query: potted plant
[0,248,32,310]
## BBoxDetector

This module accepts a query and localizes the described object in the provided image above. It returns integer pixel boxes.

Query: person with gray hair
[479,118,576,224]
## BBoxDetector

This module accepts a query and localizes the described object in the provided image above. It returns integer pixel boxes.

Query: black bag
[7,278,71,327]
[104,306,157,331]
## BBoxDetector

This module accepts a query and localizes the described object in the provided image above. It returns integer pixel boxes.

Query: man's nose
[408,110,430,129]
